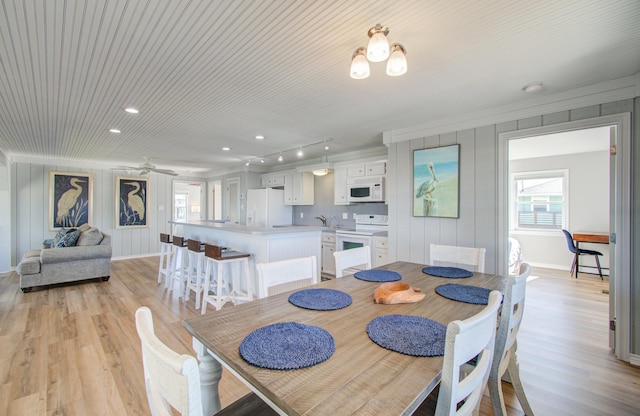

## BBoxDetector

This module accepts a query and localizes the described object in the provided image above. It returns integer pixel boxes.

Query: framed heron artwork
[116,176,149,228]
[49,171,94,230]
[413,144,460,218]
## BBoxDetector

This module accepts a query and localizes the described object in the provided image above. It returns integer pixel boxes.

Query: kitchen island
[169,220,324,297]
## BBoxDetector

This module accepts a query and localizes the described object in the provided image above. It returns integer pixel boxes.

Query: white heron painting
[413,144,460,218]
[116,176,149,228]
[49,171,94,230]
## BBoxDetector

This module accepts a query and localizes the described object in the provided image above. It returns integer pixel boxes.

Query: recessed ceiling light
[324,145,330,151]
[260,159,265,163]
[109,128,121,133]
[278,155,283,162]
[522,83,543,93]
[222,147,231,151]
[255,135,265,140]
[297,149,303,157]
[124,107,139,114]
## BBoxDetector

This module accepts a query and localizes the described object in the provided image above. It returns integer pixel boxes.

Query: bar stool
[168,236,189,294]
[184,239,206,309]
[201,244,252,314]
[157,233,173,286]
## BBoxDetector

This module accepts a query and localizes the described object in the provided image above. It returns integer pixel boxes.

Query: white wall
[510,151,609,271]
[386,100,632,275]
[0,166,10,272]
[8,162,203,267]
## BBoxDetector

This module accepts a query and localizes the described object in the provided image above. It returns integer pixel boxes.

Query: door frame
[497,113,631,362]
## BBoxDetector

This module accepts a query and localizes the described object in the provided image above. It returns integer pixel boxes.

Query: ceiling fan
[113,157,179,176]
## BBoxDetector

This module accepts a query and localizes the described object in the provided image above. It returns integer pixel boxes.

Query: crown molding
[384,74,639,144]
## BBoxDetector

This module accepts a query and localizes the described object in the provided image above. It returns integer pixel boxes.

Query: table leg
[192,337,222,415]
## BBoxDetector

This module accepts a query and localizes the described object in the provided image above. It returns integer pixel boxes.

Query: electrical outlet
[353,213,357,219]
[342,213,348,220]
[300,212,304,218]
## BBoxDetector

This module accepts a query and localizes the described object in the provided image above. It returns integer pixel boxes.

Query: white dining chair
[429,243,486,273]
[488,263,535,416]
[256,256,319,298]
[333,246,372,278]
[135,306,203,416]
[136,306,276,416]
[435,290,503,416]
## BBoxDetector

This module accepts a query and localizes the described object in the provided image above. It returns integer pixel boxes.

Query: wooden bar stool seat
[201,244,252,314]
[184,239,206,309]
[157,233,173,286]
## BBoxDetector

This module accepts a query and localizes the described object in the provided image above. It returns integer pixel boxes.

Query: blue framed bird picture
[49,171,94,230]
[413,144,460,218]
[116,176,149,228]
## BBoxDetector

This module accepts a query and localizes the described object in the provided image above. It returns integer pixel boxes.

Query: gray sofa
[17,232,112,292]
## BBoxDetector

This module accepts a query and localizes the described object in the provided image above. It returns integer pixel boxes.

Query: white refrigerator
[246,188,292,228]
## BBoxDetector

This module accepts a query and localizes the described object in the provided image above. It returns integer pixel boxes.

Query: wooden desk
[572,231,609,278]
[183,261,504,415]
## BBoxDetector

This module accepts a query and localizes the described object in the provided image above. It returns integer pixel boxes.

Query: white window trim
[509,169,569,233]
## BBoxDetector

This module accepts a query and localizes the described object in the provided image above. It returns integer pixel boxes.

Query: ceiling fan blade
[111,165,140,170]
[151,168,179,176]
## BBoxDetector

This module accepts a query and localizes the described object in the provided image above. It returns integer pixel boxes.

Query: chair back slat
[256,256,318,298]
[333,246,372,278]
[429,244,486,273]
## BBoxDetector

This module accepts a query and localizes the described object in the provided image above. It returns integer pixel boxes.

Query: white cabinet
[347,164,365,177]
[284,172,314,205]
[373,236,389,267]
[346,161,386,178]
[322,232,336,276]
[333,166,348,205]
[261,173,285,188]
[366,161,386,176]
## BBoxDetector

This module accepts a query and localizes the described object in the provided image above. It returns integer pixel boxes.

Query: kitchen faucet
[315,215,327,226]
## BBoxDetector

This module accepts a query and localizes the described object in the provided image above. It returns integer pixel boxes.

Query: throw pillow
[78,223,92,232]
[51,229,68,246]
[77,227,104,246]
[54,230,80,248]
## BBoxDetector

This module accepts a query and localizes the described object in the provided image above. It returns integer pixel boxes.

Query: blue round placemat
[422,266,473,278]
[288,288,352,311]
[435,283,491,305]
[366,315,446,357]
[239,322,335,370]
[354,269,402,282]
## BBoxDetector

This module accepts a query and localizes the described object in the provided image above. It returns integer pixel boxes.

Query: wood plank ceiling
[0,0,639,174]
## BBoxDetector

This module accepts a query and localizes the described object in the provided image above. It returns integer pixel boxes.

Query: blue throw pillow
[55,230,80,248]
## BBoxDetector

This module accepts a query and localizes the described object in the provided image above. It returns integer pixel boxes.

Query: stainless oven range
[335,215,388,260]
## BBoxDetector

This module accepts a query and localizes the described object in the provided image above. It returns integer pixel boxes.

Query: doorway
[498,113,631,362]
[172,180,204,235]
[207,180,222,220]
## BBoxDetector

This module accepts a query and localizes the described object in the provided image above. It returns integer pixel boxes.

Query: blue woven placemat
[288,288,352,311]
[366,315,446,357]
[239,322,335,370]
[422,266,473,278]
[435,283,491,305]
[354,269,402,282]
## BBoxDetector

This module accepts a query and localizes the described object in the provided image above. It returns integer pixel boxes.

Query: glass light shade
[386,44,407,76]
[312,169,329,176]
[367,32,389,62]
[350,49,370,79]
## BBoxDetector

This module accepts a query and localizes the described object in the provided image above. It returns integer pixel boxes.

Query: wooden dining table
[183,261,505,416]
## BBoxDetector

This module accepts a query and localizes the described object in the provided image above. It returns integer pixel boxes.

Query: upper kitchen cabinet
[334,159,387,205]
[284,172,314,205]
[261,173,286,187]
[334,166,348,205]
[347,161,386,177]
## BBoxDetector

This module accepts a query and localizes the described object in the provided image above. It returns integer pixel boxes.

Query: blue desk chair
[562,229,603,280]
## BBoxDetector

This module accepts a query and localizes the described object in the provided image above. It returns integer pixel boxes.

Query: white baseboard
[112,253,159,261]
[630,354,640,367]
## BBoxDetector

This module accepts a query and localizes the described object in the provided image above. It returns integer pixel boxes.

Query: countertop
[170,220,327,235]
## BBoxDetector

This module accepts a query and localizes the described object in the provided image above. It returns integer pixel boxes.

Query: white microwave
[347,176,385,203]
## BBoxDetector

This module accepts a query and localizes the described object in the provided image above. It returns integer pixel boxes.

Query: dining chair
[333,246,372,278]
[136,307,276,416]
[429,243,486,273]
[435,290,503,416]
[135,306,203,416]
[561,229,603,279]
[488,263,535,416]
[256,256,318,298]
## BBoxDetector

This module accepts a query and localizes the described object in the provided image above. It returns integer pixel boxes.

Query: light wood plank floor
[1,258,638,415]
